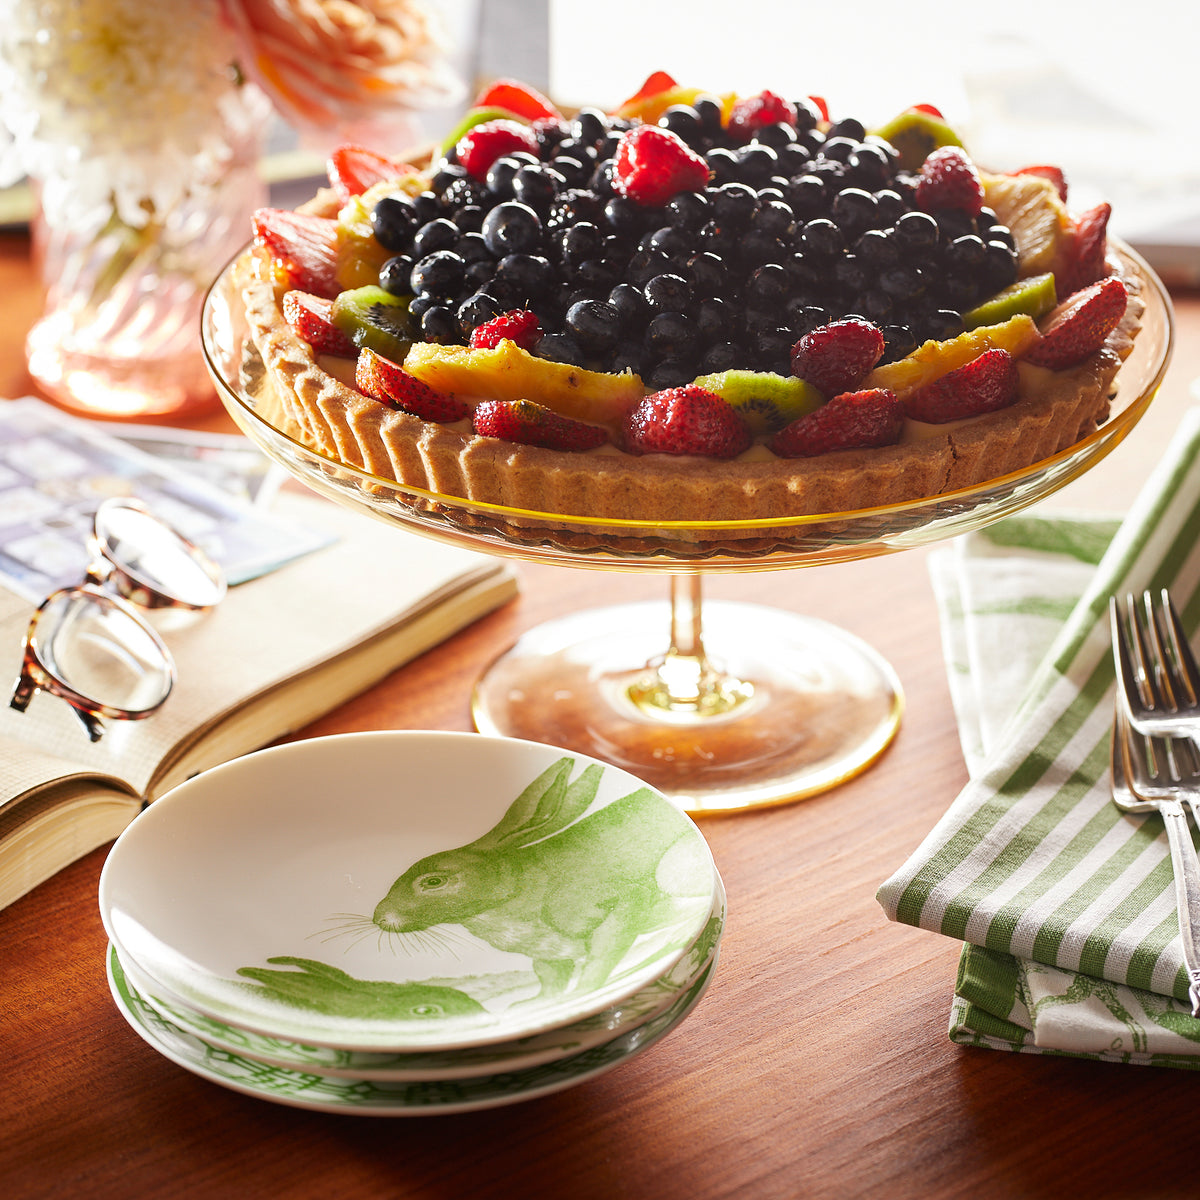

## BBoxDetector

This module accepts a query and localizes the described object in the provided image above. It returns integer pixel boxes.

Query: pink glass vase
[25,89,269,422]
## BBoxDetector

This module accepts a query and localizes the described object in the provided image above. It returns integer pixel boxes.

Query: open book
[0,490,517,910]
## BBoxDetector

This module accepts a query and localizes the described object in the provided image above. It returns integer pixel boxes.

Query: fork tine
[1111,595,1151,723]
[1155,588,1200,710]
[1130,590,1168,711]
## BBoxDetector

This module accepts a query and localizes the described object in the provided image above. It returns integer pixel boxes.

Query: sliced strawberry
[727,90,797,143]
[625,386,751,459]
[473,399,608,451]
[327,144,406,204]
[1008,163,1068,203]
[768,389,903,458]
[282,291,357,358]
[910,102,945,119]
[473,78,562,121]
[1025,276,1128,371]
[456,119,540,181]
[903,349,1019,423]
[252,209,340,299]
[469,309,542,351]
[1058,202,1112,295]
[615,71,680,113]
[915,145,984,215]
[613,125,709,208]
[807,95,830,123]
[790,319,886,399]
[355,348,469,421]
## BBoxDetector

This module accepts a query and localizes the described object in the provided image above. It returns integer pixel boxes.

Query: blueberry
[609,339,645,375]
[410,250,465,299]
[412,217,460,258]
[699,341,740,373]
[565,299,622,352]
[697,296,737,342]
[752,122,798,150]
[854,288,894,323]
[737,230,786,268]
[485,156,523,199]
[456,291,505,337]
[826,117,867,142]
[456,232,492,264]
[799,218,844,259]
[554,137,598,164]
[819,136,858,164]
[753,199,796,240]
[491,253,554,303]
[420,304,460,344]
[627,247,673,288]
[549,155,591,189]
[775,142,813,177]
[784,175,827,220]
[643,273,692,313]
[709,182,759,227]
[609,283,650,329]
[647,355,698,390]
[878,263,927,301]
[379,254,415,295]
[873,189,907,224]
[856,227,900,268]
[665,190,710,231]
[981,240,1019,290]
[923,309,965,341]
[481,202,543,257]
[512,164,566,214]
[560,220,604,266]
[537,330,587,366]
[792,99,823,133]
[705,147,740,185]
[572,107,609,146]
[693,94,725,136]
[892,211,940,252]
[573,257,622,291]
[687,251,728,297]
[645,311,698,358]
[945,234,987,273]
[881,324,918,363]
[659,105,704,145]
[834,254,870,293]
[733,143,778,186]
[453,204,486,234]
[603,195,644,236]
[935,209,976,240]
[830,188,878,237]
[371,196,419,252]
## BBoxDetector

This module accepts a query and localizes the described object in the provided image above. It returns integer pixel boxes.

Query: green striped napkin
[879,407,1200,1066]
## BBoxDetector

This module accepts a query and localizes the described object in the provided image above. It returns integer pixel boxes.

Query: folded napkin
[879,407,1200,1068]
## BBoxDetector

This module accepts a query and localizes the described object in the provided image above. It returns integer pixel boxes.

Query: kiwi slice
[331,285,414,361]
[439,106,530,155]
[693,370,823,434]
[873,109,963,171]
[963,272,1057,330]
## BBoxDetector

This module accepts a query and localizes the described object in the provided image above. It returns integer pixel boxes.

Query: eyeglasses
[9,498,226,741]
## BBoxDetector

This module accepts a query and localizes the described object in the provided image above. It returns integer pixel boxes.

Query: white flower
[0,0,260,230]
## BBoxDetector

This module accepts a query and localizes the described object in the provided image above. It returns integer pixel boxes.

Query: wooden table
[4,227,1200,1199]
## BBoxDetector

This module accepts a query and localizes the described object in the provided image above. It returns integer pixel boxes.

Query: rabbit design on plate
[372,757,712,997]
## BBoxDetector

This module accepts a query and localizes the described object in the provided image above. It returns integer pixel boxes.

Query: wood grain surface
[3,228,1200,1199]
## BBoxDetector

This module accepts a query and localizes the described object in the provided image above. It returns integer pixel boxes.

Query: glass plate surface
[201,243,1172,572]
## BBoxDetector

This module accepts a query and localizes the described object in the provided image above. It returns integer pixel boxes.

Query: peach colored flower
[219,0,461,149]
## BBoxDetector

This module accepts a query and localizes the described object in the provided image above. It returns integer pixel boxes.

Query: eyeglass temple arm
[10,670,107,742]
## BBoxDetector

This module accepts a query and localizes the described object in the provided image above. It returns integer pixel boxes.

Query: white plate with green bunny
[99,731,718,1051]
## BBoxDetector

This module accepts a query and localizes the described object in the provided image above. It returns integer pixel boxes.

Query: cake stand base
[471,600,904,815]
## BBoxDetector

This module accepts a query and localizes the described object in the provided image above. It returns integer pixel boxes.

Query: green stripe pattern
[879,410,1200,1006]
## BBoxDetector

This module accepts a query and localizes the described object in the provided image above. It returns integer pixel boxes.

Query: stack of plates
[99,732,724,1116]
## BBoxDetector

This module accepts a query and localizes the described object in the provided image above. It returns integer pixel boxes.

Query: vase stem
[627,574,754,717]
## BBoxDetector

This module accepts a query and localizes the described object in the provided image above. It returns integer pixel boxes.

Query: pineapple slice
[335,179,423,291]
[403,340,645,429]
[863,315,1041,398]
[981,173,1072,278]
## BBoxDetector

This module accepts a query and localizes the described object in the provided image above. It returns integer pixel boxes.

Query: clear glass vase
[25,87,269,422]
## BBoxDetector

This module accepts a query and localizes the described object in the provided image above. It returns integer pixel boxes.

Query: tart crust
[238,193,1144,532]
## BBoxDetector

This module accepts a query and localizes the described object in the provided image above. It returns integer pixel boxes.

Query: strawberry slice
[327,145,406,204]
[1008,163,1068,203]
[727,90,797,143]
[613,125,709,208]
[355,347,469,421]
[790,318,886,399]
[456,119,540,181]
[616,71,679,113]
[768,389,904,458]
[910,102,945,119]
[915,145,984,215]
[252,208,340,299]
[469,309,542,351]
[807,95,830,123]
[473,399,609,451]
[1057,202,1112,295]
[282,291,357,358]
[902,349,1019,423]
[473,78,562,121]
[1024,276,1128,371]
[626,386,751,459]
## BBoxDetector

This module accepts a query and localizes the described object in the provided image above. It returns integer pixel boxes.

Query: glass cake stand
[201,244,1173,814]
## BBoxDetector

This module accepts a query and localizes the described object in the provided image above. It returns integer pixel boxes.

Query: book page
[0,489,516,804]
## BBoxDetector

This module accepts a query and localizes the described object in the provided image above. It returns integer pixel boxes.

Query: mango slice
[862,315,1041,398]
[981,173,1072,278]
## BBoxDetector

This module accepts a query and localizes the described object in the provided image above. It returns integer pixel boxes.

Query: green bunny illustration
[372,757,711,997]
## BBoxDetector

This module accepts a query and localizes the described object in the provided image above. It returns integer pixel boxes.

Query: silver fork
[1111,695,1200,1014]
[1111,589,1200,740]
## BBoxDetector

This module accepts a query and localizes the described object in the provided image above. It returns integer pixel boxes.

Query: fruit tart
[237,74,1144,529]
